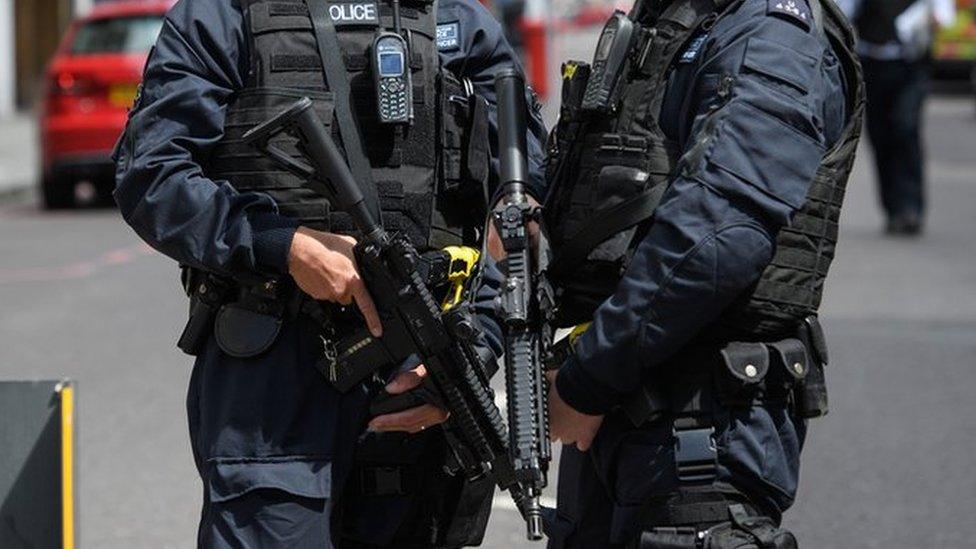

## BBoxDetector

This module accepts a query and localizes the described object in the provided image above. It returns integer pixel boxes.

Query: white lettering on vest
[329,2,379,25]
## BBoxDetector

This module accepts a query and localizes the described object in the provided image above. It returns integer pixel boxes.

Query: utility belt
[643,318,825,548]
[176,246,482,391]
[636,501,797,549]
[549,315,829,429]
[627,331,818,549]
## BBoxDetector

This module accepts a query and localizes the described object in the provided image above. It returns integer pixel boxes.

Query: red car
[40,0,174,208]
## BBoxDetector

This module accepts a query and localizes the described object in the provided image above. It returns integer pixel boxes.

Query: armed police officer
[113,0,545,546]
[542,0,863,546]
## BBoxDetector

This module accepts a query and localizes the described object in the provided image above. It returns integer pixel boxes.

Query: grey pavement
[1,28,976,548]
[0,114,38,201]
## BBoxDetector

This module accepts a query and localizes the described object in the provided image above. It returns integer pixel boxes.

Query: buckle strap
[672,418,718,486]
[549,183,668,275]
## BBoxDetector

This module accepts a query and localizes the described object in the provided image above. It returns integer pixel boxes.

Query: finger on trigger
[374,405,442,433]
[386,370,422,394]
[354,287,383,338]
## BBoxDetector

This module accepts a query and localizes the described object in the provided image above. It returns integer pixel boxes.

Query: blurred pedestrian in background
[839,0,956,236]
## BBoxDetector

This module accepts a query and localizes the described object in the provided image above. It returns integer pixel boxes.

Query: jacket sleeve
[114,2,298,280]
[439,0,548,200]
[557,8,839,414]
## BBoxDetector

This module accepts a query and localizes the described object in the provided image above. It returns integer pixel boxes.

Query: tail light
[50,71,101,96]
[46,71,103,115]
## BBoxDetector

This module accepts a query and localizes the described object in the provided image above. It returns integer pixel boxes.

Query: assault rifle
[242,97,544,540]
[493,69,554,541]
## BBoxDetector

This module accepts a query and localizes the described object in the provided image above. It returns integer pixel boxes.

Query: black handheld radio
[581,11,635,113]
[372,31,413,124]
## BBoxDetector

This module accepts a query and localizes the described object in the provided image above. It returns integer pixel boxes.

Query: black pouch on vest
[440,75,489,215]
[214,302,283,359]
[560,61,592,123]
[545,61,591,199]
[716,342,769,405]
[547,132,673,327]
[638,505,797,549]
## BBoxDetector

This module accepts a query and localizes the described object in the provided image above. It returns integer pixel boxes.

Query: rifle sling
[304,0,383,223]
[550,183,667,275]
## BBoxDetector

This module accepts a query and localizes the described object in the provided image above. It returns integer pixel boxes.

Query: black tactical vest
[545,0,864,337]
[209,0,489,250]
[854,0,917,45]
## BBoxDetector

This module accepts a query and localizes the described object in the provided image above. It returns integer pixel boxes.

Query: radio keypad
[379,77,409,122]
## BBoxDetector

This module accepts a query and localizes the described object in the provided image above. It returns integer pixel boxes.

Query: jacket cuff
[250,212,299,275]
[555,355,620,416]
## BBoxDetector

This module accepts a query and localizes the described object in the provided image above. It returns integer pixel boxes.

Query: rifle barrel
[495,68,530,195]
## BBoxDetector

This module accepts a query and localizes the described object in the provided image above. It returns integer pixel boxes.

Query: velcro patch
[436,22,461,51]
[767,0,811,31]
[328,1,379,26]
[679,34,708,64]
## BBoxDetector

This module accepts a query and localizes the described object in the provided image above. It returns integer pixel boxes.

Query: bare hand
[288,227,382,337]
[547,371,604,451]
[368,365,450,433]
[487,195,542,261]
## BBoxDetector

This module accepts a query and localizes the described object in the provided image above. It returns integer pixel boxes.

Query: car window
[71,15,163,55]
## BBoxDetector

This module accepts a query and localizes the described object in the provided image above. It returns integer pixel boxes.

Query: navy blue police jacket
[114,0,546,500]
[556,0,847,415]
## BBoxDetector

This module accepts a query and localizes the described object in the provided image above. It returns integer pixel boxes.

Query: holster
[796,316,829,418]
[339,429,494,548]
[177,267,234,356]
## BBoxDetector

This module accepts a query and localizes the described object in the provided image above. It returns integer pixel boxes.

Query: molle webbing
[207,0,483,250]
[630,0,734,127]
[545,0,733,327]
